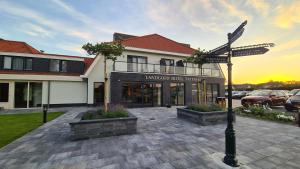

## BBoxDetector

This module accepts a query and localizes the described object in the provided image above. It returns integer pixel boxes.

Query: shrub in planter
[187,103,224,112]
[70,104,136,140]
[81,104,128,120]
[178,103,226,125]
[235,106,296,123]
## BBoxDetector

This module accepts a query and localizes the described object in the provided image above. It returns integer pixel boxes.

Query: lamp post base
[224,155,239,167]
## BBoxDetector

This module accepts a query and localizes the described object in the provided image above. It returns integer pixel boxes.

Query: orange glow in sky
[0,0,299,85]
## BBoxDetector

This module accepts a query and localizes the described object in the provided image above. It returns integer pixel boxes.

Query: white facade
[0,38,224,109]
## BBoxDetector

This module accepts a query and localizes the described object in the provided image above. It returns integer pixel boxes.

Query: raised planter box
[177,108,227,125]
[69,111,137,140]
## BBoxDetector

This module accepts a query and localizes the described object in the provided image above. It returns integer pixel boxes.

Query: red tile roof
[83,57,95,72]
[0,39,41,54]
[120,34,195,55]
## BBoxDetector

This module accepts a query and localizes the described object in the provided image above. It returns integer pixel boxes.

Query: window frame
[60,60,68,72]
[127,55,148,72]
[49,59,60,72]
[12,57,24,70]
[24,58,33,70]
[3,56,12,70]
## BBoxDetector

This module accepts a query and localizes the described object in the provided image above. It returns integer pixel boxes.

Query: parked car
[232,91,248,99]
[241,90,288,107]
[288,89,300,97]
[285,90,300,111]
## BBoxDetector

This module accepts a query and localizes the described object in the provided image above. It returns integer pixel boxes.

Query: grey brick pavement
[0,107,300,169]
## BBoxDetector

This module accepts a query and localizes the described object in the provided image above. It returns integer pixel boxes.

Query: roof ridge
[152,34,194,50]
[23,42,41,54]
[120,33,157,42]
[121,33,195,50]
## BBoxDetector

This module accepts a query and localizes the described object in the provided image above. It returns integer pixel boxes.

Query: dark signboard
[204,56,228,63]
[229,28,244,44]
[208,43,228,55]
[232,47,269,57]
[145,75,204,81]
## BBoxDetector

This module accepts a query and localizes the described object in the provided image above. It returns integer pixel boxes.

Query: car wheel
[285,106,294,112]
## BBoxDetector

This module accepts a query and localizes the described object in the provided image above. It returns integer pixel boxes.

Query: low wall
[69,112,137,140]
[177,108,227,126]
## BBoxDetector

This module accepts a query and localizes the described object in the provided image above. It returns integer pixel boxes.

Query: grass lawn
[0,112,64,148]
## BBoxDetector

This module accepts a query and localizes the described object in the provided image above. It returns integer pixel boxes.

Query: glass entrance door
[170,83,185,106]
[29,82,42,107]
[121,82,161,107]
[15,82,28,108]
[94,82,104,105]
[143,83,153,107]
[15,82,42,108]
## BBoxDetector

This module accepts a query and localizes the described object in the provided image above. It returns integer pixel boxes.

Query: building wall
[49,81,87,105]
[0,79,87,109]
[110,72,225,107]
[86,56,105,104]
[84,49,224,105]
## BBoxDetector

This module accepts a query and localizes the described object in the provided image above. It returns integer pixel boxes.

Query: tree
[185,48,208,103]
[185,48,207,76]
[82,42,124,112]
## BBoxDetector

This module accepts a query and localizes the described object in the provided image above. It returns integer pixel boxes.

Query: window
[127,55,147,72]
[24,58,32,70]
[49,60,60,72]
[12,57,24,70]
[3,57,12,69]
[61,60,67,72]
[170,83,185,105]
[121,82,161,107]
[206,83,219,102]
[160,58,174,74]
[94,82,104,104]
[0,83,9,102]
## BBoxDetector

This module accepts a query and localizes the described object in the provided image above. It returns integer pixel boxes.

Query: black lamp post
[223,33,239,167]
[43,105,48,123]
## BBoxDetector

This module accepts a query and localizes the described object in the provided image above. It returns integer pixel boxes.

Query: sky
[0,0,299,84]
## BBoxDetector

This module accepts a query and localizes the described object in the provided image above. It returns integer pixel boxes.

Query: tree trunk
[104,57,108,112]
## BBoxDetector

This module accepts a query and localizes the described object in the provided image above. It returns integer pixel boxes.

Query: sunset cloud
[0,0,299,83]
[247,0,270,16]
[274,1,300,29]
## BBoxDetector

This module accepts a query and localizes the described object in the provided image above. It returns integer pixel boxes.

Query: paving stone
[0,107,299,169]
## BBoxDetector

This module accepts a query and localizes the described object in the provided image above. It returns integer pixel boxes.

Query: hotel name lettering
[145,75,203,82]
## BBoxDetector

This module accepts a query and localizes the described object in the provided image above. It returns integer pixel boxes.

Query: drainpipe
[86,78,89,106]
[47,81,50,108]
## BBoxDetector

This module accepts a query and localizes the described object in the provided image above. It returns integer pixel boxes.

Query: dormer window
[12,57,24,70]
[49,60,60,72]
[3,56,12,69]
[61,60,67,72]
[24,58,32,70]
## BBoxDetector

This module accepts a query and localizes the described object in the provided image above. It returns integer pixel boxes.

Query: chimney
[113,33,137,41]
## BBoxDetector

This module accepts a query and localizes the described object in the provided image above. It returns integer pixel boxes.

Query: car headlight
[286,99,291,104]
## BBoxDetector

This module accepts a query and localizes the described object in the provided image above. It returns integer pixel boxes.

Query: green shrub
[187,103,223,112]
[81,104,128,120]
[234,106,296,123]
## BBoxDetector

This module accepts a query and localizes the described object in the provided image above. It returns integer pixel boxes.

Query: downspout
[86,78,89,106]
[47,81,50,108]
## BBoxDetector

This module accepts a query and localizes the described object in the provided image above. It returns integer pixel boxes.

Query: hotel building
[0,33,225,109]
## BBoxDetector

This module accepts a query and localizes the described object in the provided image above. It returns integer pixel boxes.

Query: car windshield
[289,89,300,95]
[248,90,271,96]
[295,91,300,96]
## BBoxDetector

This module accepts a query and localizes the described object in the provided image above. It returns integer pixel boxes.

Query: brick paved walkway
[0,107,299,169]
